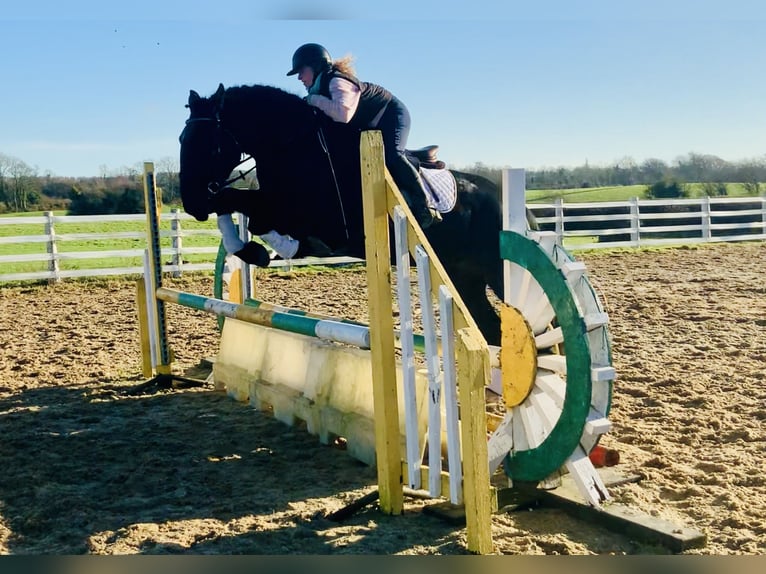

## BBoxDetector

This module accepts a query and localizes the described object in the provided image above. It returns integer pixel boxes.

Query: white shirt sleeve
[307,77,361,123]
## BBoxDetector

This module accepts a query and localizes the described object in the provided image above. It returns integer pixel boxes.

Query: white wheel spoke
[535,370,566,408]
[537,353,567,375]
[517,275,546,316]
[528,387,561,433]
[535,326,563,349]
[519,401,546,448]
[511,405,529,452]
[508,264,531,309]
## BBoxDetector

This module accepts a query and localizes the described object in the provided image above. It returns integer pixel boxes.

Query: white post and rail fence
[1,195,764,283]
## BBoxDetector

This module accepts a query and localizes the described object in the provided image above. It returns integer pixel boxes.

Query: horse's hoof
[234,242,271,267]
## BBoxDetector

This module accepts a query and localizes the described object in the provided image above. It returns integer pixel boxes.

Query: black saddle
[405,145,446,170]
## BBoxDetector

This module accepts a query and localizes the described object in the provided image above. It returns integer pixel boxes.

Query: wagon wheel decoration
[489,230,615,504]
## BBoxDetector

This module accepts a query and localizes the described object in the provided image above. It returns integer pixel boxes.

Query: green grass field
[525,182,758,203]
[0,207,221,275]
[1,185,762,276]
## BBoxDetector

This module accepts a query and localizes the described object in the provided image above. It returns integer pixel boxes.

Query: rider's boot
[407,190,441,230]
[391,157,441,230]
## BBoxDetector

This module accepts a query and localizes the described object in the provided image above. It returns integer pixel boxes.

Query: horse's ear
[215,83,225,99]
[188,90,201,106]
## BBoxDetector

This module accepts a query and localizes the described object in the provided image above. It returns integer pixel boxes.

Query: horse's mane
[223,84,306,114]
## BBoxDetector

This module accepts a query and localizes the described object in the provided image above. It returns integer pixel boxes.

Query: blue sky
[1,1,764,177]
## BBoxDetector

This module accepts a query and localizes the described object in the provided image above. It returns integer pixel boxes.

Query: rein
[314,112,350,241]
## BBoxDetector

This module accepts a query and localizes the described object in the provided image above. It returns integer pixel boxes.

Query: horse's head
[178,84,243,221]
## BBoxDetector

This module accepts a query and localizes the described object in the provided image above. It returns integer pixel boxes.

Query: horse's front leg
[217,212,271,268]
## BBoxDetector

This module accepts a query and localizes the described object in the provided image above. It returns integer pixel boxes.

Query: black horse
[179,83,511,345]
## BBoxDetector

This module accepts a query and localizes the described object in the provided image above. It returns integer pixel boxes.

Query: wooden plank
[360,131,403,515]
[565,446,610,506]
[415,246,443,498]
[585,312,609,331]
[402,462,452,499]
[529,230,558,254]
[439,286,463,505]
[561,260,586,282]
[456,328,493,554]
[537,474,706,552]
[591,365,616,381]
[394,208,421,490]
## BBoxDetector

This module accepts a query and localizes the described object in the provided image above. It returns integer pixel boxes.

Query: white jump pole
[414,245,443,497]
[393,207,421,490]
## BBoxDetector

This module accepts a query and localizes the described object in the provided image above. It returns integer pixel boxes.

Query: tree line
[0,153,180,215]
[1,151,764,215]
[458,152,766,194]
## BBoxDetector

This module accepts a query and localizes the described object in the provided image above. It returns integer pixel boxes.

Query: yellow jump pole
[142,162,172,376]
[360,131,403,515]
[135,277,153,378]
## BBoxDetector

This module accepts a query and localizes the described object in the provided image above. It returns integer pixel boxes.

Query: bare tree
[738,160,763,195]
[156,156,180,203]
[0,152,11,208]
[640,158,669,182]
[7,157,39,212]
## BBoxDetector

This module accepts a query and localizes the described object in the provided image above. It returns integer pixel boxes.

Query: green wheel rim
[499,230,592,482]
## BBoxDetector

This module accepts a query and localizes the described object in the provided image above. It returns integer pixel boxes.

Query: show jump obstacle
[137,130,621,554]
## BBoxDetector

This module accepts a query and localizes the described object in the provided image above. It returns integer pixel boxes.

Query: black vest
[318,67,393,128]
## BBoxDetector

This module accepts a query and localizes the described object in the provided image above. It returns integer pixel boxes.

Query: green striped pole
[157,287,371,349]
[242,297,429,354]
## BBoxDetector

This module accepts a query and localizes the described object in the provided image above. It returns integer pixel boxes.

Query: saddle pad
[421,167,457,213]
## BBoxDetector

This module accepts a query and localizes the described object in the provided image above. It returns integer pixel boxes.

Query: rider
[287,42,440,229]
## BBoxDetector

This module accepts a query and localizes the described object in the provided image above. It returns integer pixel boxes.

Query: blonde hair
[332,54,356,76]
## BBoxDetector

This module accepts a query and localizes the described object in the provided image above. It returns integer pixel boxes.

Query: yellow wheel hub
[500,304,538,408]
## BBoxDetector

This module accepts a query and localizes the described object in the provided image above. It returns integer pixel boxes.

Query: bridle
[180,114,256,198]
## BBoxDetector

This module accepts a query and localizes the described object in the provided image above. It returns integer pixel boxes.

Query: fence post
[44,211,60,284]
[170,208,182,277]
[761,194,766,237]
[554,197,564,243]
[501,168,526,304]
[701,195,712,241]
[629,197,640,247]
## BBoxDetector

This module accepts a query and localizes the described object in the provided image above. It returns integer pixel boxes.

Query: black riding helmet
[286,43,332,76]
